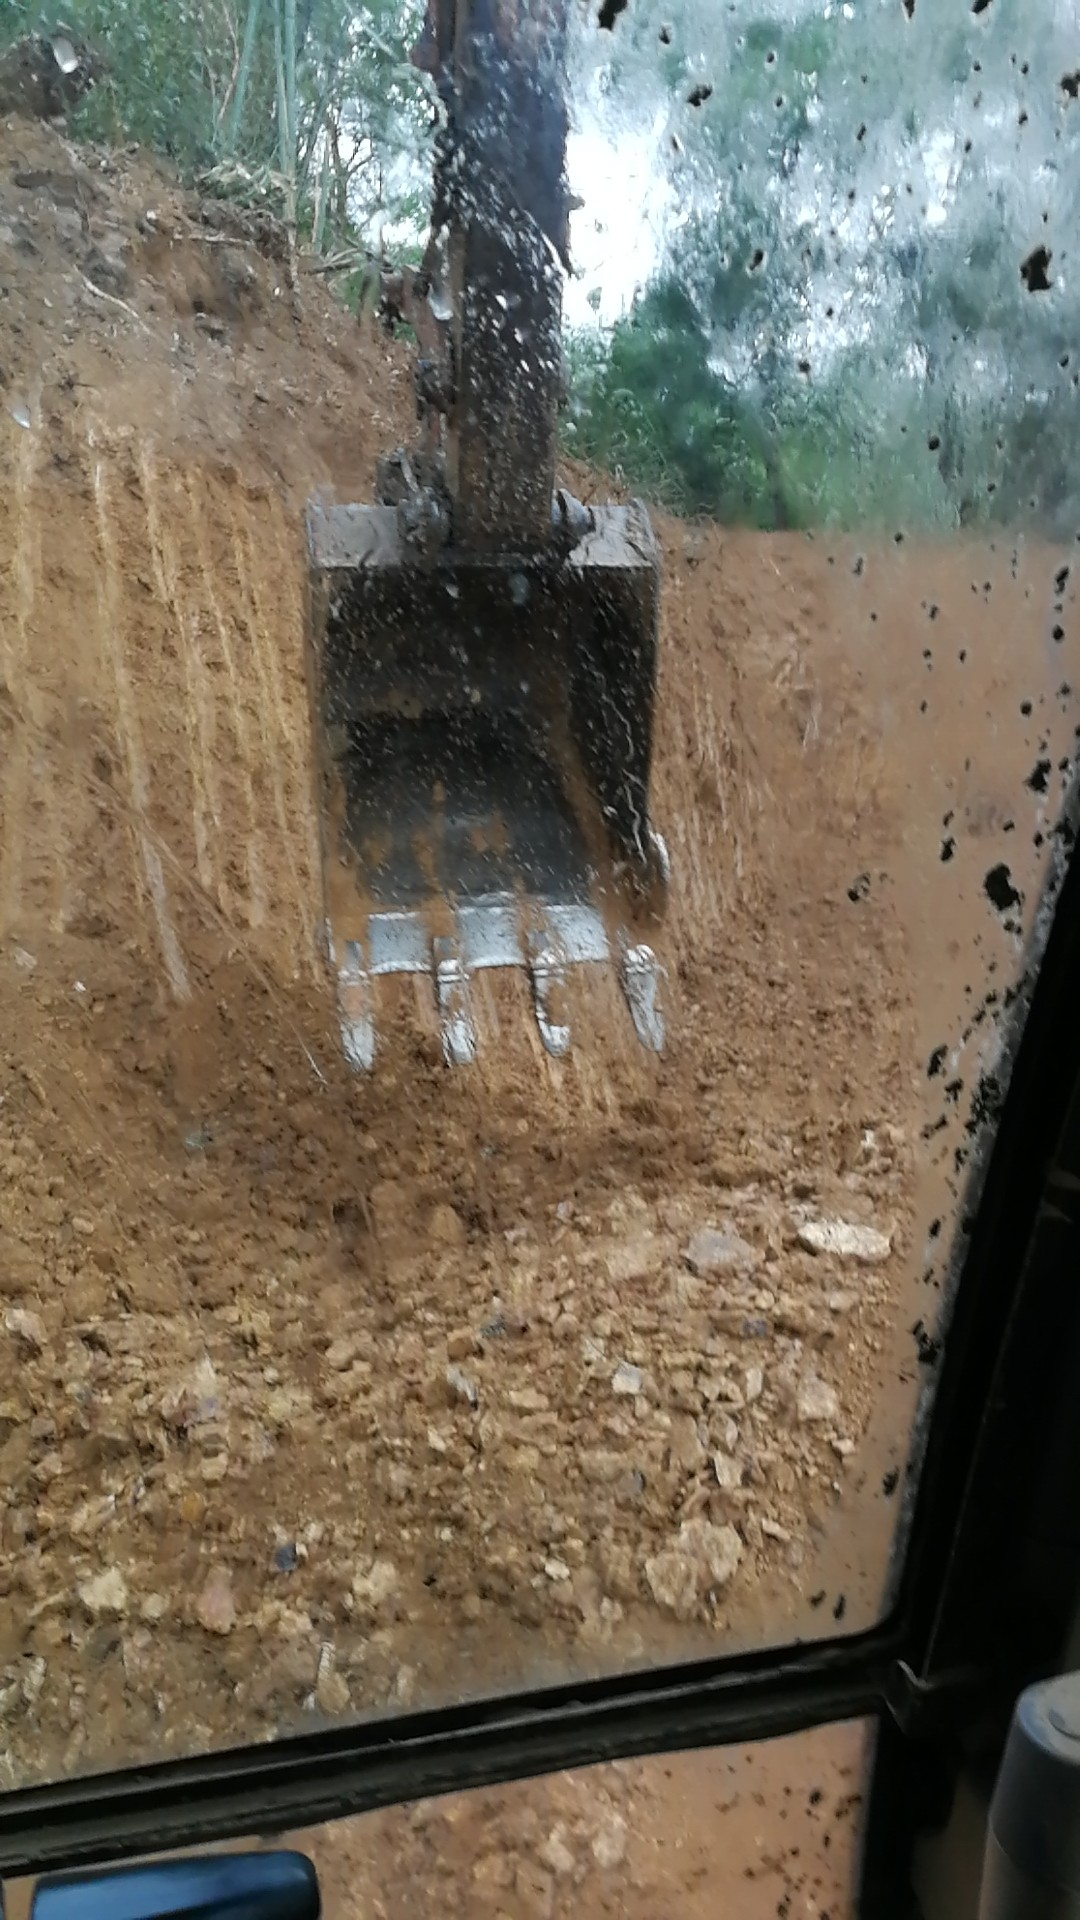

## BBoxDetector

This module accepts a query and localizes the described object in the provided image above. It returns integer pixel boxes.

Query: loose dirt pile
[0,113,1076,1810]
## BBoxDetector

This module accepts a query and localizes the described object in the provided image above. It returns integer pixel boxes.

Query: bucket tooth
[433,934,477,1066]
[332,937,376,1071]
[618,939,666,1054]
[527,931,571,1058]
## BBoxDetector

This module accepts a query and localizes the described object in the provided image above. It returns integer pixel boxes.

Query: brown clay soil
[0,116,1077,1901]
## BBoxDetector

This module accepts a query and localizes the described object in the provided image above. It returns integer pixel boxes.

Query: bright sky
[564,113,675,330]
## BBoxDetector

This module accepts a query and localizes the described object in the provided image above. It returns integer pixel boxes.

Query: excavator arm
[305,0,668,1070]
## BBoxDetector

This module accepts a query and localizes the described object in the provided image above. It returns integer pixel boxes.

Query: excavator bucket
[306,0,668,1067]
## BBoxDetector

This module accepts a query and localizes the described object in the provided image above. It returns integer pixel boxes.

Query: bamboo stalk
[225,0,264,157]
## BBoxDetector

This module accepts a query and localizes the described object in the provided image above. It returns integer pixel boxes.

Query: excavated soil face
[0,117,1077,1801]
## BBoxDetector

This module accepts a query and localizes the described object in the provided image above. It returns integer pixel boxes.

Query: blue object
[31,1851,319,1920]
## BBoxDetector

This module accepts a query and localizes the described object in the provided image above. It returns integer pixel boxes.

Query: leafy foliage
[1,0,1076,534]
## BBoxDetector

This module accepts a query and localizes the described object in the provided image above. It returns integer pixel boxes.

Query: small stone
[712,1451,740,1491]
[446,1363,478,1408]
[273,1541,300,1573]
[427,1427,449,1454]
[352,1558,398,1609]
[669,1413,707,1474]
[326,1336,359,1371]
[611,1361,643,1396]
[685,1225,758,1275]
[745,1365,764,1403]
[428,1202,466,1248]
[78,1566,128,1619]
[195,1565,237,1635]
[826,1290,859,1314]
[590,1812,628,1870]
[446,1327,474,1361]
[644,1518,742,1620]
[832,1436,856,1459]
[0,1234,37,1298]
[796,1217,891,1265]
[5,1307,47,1355]
[539,1828,576,1879]
[761,1517,792,1542]
[544,1557,571,1582]
[315,1646,351,1717]
[141,1594,168,1623]
[797,1374,840,1423]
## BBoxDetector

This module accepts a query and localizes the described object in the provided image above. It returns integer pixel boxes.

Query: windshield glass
[0,0,1075,1790]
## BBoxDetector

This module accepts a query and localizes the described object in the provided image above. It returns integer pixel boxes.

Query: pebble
[611,1362,642,1396]
[77,1566,128,1619]
[314,1644,350,1717]
[712,1451,741,1491]
[644,1518,742,1620]
[326,1337,359,1371]
[446,1363,478,1408]
[5,1307,47,1356]
[668,1413,707,1474]
[744,1366,764,1403]
[539,1828,576,1879]
[797,1374,840,1423]
[352,1558,398,1609]
[685,1226,758,1275]
[428,1202,466,1248]
[195,1565,237,1635]
[827,1290,859,1314]
[796,1217,891,1265]
[590,1812,628,1870]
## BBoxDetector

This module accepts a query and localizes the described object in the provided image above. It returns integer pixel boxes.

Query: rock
[446,1327,474,1361]
[602,1231,675,1285]
[5,1306,47,1355]
[0,1233,37,1297]
[352,1558,398,1609]
[590,1811,628,1870]
[68,1494,115,1539]
[644,1518,742,1620]
[761,1517,791,1543]
[744,1365,764,1404]
[685,1225,758,1275]
[611,1361,643,1396]
[712,1451,741,1491]
[140,1594,168,1623]
[539,1827,576,1879]
[195,1565,237,1635]
[369,1178,407,1238]
[161,1356,221,1432]
[668,1413,707,1474]
[796,1217,891,1264]
[797,1374,840,1423]
[826,1290,859,1314]
[325,1336,359,1371]
[446,1363,478,1408]
[314,1644,350,1716]
[428,1202,466,1248]
[77,1566,128,1619]
[544,1557,571,1582]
